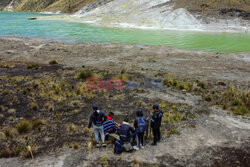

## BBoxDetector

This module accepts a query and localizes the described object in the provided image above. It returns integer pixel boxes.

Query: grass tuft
[49,60,58,65]
[16,120,32,134]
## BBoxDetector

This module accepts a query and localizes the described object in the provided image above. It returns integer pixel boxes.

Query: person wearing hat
[151,104,163,145]
[88,104,107,147]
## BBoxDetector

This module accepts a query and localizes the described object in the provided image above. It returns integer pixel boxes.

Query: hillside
[0,0,99,13]
[0,0,249,20]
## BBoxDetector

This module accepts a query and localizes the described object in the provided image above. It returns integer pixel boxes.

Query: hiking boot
[102,143,107,147]
[133,146,139,151]
[151,143,157,146]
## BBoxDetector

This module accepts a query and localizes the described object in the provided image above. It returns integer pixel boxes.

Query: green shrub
[120,69,126,74]
[49,60,58,65]
[173,79,177,87]
[77,70,93,80]
[233,106,249,115]
[163,78,170,86]
[177,83,185,90]
[197,81,206,89]
[232,98,240,106]
[27,63,39,69]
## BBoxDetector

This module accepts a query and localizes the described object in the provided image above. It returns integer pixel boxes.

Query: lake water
[0,11,250,53]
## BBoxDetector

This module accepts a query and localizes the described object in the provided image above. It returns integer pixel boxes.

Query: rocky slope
[0,0,249,20]
[0,0,99,13]
[0,36,249,167]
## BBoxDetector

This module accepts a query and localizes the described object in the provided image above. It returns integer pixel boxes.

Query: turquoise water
[0,11,250,53]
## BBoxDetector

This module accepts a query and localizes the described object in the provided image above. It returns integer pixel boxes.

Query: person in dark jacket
[151,104,163,145]
[118,118,135,143]
[88,105,107,146]
[134,110,146,150]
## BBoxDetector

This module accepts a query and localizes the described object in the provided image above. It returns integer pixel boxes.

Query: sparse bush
[7,108,16,114]
[44,102,54,111]
[21,146,37,159]
[83,127,90,134]
[0,148,13,158]
[233,106,249,115]
[69,123,76,132]
[0,63,10,68]
[98,156,109,166]
[27,63,39,69]
[78,70,93,80]
[205,95,212,101]
[177,83,185,90]
[29,102,39,110]
[22,88,29,95]
[121,68,126,74]
[133,158,140,165]
[232,98,240,106]
[173,79,177,87]
[165,127,180,137]
[73,143,80,149]
[32,119,46,129]
[163,78,170,86]
[8,116,15,121]
[13,146,21,156]
[49,60,58,65]
[4,128,18,138]
[16,120,32,134]
[197,81,206,89]
[0,132,6,141]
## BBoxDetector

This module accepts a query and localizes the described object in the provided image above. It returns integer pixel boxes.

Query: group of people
[88,104,163,153]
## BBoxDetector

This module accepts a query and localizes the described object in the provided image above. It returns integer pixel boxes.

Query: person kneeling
[117,118,135,152]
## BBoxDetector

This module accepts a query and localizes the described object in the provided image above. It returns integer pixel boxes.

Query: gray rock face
[74,0,114,15]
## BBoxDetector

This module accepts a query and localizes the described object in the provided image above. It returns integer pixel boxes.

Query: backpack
[136,117,146,133]
[123,142,133,152]
[114,140,123,154]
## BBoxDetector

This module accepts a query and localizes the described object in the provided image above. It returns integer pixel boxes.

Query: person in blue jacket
[134,110,147,150]
[151,104,163,145]
[88,104,107,147]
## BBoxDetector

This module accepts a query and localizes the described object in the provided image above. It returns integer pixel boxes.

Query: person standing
[134,110,146,150]
[151,104,163,146]
[88,105,107,147]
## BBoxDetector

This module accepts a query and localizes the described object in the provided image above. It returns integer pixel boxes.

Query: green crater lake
[0,11,250,53]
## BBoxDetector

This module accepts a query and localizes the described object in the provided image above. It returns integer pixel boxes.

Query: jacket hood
[106,115,113,121]
[122,121,130,125]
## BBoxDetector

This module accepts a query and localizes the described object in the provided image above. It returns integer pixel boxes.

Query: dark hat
[92,104,98,110]
[152,104,159,109]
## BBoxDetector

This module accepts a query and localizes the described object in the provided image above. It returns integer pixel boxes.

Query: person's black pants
[153,127,160,144]
[136,132,144,147]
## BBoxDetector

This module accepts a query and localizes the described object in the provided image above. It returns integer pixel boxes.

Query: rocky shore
[0,36,249,167]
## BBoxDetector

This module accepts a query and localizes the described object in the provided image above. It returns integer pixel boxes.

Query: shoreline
[37,14,250,33]
[0,35,249,84]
